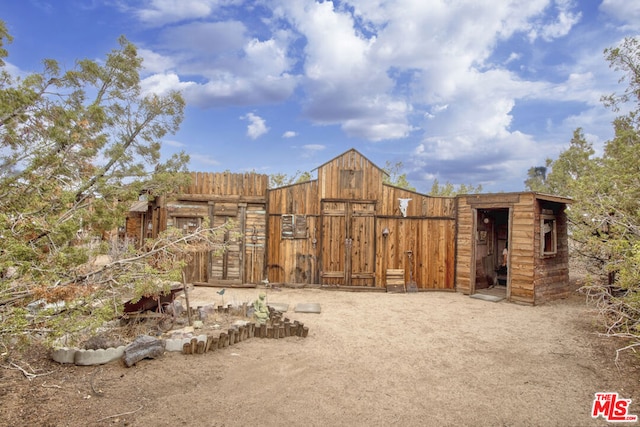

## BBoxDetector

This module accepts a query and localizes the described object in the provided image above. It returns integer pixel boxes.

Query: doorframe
[470,206,512,299]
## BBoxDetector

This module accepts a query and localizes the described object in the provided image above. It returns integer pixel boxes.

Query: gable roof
[312,148,390,176]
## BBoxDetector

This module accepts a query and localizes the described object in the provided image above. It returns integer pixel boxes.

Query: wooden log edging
[171,313,309,356]
[51,312,310,364]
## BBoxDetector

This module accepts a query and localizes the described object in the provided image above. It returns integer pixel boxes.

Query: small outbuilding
[455,192,572,304]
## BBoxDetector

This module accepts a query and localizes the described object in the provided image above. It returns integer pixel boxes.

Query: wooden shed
[267,149,457,290]
[455,192,572,304]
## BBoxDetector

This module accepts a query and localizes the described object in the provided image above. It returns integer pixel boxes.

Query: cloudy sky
[3,0,639,192]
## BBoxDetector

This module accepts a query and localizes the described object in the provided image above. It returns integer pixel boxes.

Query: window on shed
[174,217,201,235]
[281,214,308,239]
[541,215,557,256]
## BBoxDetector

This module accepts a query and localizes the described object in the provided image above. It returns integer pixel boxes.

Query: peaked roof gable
[312,148,389,176]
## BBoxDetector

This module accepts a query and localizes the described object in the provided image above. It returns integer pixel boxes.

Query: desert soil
[2,283,640,427]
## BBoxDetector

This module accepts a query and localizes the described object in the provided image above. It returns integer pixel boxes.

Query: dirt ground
[2,283,640,427]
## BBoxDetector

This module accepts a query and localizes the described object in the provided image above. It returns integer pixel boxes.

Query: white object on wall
[398,198,412,218]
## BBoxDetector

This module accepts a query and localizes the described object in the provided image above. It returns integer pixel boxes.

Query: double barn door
[321,200,376,287]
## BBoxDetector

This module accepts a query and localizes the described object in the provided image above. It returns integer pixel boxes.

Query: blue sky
[2,0,639,192]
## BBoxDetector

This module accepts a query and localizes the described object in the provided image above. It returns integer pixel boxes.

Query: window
[281,214,308,239]
[173,217,201,234]
[541,215,557,256]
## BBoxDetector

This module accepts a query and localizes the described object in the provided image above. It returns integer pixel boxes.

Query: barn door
[321,201,375,286]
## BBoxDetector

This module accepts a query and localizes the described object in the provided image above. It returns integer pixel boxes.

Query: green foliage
[428,179,482,196]
[382,161,416,191]
[537,37,640,356]
[269,170,312,188]
[0,24,215,345]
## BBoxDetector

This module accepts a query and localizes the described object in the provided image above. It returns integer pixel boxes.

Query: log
[122,335,165,367]
[196,340,205,354]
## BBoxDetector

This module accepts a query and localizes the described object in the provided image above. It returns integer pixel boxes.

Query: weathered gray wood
[122,335,165,367]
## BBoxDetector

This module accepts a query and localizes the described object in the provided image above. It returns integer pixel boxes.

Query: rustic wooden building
[267,149,457,290]
[455,192,572,304]
[128,149,572,304]
[127,172,269,285]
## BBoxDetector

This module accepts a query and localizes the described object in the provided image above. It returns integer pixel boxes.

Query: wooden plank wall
[375,217,456,289]
[267,179,457,288]
[267,215,319,284]
[317,150,383,200]
[268,181,320,284]
[509,194,536,304]
[244,204,267,284]
[164,201,210,283]
[182,172,269,197]
[454,198,473,294]
[209,209,243,282]
[380,186,456,217]
[268,180,320,215]
[534,201,571,303]
[159,172,269,284]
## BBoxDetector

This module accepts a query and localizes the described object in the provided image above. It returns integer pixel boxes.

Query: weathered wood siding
[380,186,456,217]
[267,180,320,284]
[455,197,473,295]
[456,192,571,304]
[159,172,268,284]
[181,171,268,198]
[375,217,456,289]
[316,149,383,200]
[534,200,571,303]
[509,194,536,304]
[266,151,457,290]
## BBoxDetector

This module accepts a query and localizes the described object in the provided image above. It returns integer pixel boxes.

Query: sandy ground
[2,285,640,427]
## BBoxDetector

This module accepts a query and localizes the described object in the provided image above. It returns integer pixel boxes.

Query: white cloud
[163,139,186,148]
[140,73,195,97]
[299,144,326,158]
[134,0,238,26]
[241,112,269,140]
[528,1,582,42]
[600,0,640,30]
[138,48,175,74]
[118,0,630,190]
[189,153,221,167]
